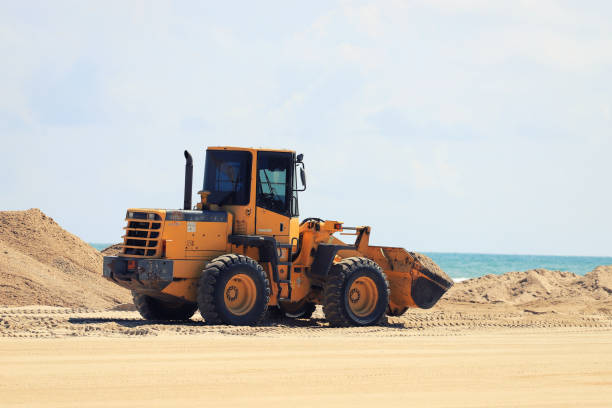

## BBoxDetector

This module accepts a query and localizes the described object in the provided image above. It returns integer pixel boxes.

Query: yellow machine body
[103,146,453,320]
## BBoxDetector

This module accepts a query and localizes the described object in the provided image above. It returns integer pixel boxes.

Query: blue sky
[1,1,611,256]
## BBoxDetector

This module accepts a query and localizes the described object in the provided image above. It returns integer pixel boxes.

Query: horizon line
[87,242,612,259]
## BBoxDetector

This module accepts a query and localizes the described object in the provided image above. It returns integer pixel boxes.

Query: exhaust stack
[183,150,193,210]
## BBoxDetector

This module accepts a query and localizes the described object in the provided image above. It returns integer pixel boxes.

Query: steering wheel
[300,217,325,225]
[258,193,282,211]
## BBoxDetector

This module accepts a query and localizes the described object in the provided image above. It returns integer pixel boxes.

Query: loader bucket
[337,246,453,315]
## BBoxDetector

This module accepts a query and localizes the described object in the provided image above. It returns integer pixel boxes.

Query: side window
[203,150,252,205]
[257,152,292,215]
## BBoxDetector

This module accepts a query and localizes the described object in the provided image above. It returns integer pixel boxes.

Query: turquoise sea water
[424,252,612,281]
[90,243,612,281]
[90,243,114,251]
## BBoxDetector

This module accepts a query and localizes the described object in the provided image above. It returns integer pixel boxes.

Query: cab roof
[207,146,296,154]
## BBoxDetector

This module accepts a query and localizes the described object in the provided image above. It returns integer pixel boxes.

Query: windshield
[203,150,252,206]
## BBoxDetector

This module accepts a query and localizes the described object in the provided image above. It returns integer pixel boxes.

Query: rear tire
[132,292,197,321]
[323,257,389,327]
[197,254,270,325]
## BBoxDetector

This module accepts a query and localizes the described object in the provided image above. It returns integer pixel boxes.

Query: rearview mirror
[300,167,306,189]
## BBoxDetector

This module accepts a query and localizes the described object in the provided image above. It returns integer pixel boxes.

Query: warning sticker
[187,222,196,233]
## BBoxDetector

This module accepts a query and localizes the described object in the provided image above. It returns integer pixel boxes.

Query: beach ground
[1,307,611,407]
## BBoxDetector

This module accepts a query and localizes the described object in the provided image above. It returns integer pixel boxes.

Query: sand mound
[576,265,612,298]
[0,209,130,308]
[438,266,612,312]
[101,244,123,256]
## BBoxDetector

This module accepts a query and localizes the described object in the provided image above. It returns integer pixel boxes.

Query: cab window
[203,150,252,205]
[256,152,293,215]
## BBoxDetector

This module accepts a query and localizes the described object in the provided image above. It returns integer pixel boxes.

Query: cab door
[255,151,294,239]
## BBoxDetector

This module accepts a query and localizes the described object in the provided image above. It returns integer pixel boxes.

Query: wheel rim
[347,276,378,317]
[223,274,257,316]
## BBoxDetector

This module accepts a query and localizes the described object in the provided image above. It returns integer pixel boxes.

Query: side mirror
[300,167,306,189]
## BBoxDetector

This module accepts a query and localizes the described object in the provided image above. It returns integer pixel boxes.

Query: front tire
[323,257,389,327]
[132,292,197,321]
[197,254,270,325]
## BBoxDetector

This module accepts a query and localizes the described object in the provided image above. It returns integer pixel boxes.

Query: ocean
[423,252,612,281]
[90,243,612,282]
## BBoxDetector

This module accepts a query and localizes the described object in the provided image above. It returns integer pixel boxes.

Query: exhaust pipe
[183,150,193,210]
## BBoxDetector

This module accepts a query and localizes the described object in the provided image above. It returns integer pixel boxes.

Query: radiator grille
[121,211,163,257]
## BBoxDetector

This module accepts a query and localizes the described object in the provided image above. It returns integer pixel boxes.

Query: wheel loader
[103,146,453,326]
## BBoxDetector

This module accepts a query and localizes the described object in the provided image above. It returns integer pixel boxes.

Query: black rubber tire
[265,305,286,320]
[132,292,198,321]
[323,257,389,327]
[279,300,317,319]
[386,306,409,317]
[197,254,270,325]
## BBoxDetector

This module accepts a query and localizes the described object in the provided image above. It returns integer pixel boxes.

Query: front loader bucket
[337,245,453,315]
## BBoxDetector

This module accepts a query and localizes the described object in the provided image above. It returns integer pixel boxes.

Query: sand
[1,208,612,406]
[0,209,130,308]
[1,327,611,407]
[442,267,612,305]
[100,243,122,256]
[1,304,611,407]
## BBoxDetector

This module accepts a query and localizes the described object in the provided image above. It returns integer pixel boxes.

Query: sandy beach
[1,316,611,407]
[1,306,612,407]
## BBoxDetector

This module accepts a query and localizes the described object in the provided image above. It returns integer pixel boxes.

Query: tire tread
[132,292,197,321]
[197,254,270,325]
[323,257,389,327]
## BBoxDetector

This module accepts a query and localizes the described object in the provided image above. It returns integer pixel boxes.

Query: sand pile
[575,265,612,298]
[101,244,122,256]
[438,266,612,311]
[0,209,130,308]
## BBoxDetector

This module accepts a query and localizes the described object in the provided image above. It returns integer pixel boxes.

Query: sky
[1,1,611,256]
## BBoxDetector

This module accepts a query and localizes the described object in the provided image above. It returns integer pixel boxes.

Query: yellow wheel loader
[103,147,453,326]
